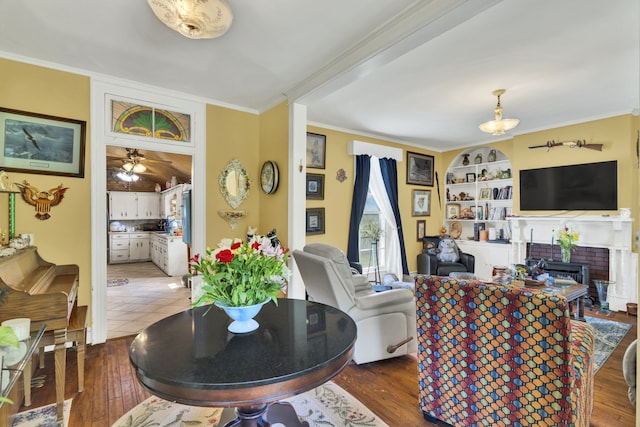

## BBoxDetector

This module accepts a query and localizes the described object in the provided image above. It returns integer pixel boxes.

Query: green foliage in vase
[190,236,290,309]
[360,219,383,242]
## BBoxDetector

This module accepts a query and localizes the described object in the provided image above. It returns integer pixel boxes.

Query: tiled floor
[107,262,192,340]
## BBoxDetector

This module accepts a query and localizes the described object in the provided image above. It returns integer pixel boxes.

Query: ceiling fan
[107,148,172,182]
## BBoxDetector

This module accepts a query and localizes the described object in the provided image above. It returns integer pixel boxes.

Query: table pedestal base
[224,402,309,427]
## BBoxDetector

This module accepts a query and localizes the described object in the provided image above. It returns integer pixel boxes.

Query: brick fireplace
[509,216,637,312]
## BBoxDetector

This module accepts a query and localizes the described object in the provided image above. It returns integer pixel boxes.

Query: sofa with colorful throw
[414,275,595,427]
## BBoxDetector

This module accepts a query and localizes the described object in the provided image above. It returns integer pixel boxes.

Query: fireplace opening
[528,244,609,306]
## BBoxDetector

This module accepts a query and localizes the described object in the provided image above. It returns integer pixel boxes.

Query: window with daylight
[359,190,391,277]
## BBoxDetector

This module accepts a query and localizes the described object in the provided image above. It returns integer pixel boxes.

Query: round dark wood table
[129,298,357,426]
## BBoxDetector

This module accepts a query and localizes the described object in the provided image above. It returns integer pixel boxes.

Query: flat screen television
[519,160,617,211]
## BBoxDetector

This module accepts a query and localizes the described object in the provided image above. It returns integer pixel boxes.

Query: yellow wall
[305,125,438,272]
[0,58,92,311]
[205,104,260,244]
[257,102,290,244]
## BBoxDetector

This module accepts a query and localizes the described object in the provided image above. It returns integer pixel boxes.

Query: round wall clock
[260,161,279,194]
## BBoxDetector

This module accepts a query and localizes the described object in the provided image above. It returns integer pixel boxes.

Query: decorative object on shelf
[406,151,435,186]
[15,181,68,220]
[446,203,460,219]
[0,107,87,178]
[219,159,250,209]
[466,173,475,183]
[593,280,614,314]
[462,154,470,166]
[479,187,492,201]
[336,168,347,182]
[412,189,431,216]
[449,221,462,239]
[260,161,279,194]
[474,153,482,164]
[189,235,290,331]
[528,139,603,151]
[217,210,247,230]
[306,207,325,235]
[557,224,579,263]
[306,132,326,169]
[479,89,520,136]
[488,149,497,162]
[620,208,631,218]
[147,0,234,39]
[306,173,325,200]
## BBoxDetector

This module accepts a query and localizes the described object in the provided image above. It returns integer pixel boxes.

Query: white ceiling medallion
[147,0,234,39]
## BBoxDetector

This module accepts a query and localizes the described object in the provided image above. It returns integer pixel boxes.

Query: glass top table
[129,299,357,426]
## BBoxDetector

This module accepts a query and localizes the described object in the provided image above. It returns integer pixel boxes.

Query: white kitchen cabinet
[150,233,188,276]
[108,191,162,220]
[109,233,130,263]
[137,193,161,219]
[108,192,137,220]
[129,233,151,261]
[456,240,512,281]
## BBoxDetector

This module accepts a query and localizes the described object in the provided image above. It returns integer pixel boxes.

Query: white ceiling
[0,0,638,152]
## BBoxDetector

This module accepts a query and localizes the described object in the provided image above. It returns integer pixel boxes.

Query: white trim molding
[347,140,403,161]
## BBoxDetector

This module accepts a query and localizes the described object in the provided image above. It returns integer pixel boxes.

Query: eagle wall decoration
[15,181,68,220]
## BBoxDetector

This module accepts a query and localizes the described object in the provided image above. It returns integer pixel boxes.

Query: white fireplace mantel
[508,215,637,311]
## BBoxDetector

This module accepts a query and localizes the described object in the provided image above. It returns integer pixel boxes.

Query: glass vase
[561,246,571,263]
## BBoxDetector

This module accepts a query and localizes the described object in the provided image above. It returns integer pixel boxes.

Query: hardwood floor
[19,309,636,426]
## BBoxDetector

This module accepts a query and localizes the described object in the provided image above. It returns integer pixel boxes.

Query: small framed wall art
[416,219,426,241]
[412,189,431,216]
[306,173,325,200]
[306,207,325,235]
[406,151,434,186]
[306,132,326,169]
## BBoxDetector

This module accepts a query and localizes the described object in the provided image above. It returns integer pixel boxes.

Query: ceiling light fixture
[147,0,234,39]
[479,89,519,136]
[122,161,147,174]
[116,171,140,182]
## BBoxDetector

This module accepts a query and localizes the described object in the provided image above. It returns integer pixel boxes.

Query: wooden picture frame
[416,220,426,242]
[406,151,434,186]
[479,188,493,201]
[306,207,325,235]
[306,132,326,169]
[466,172,476,183]
[412,189,431,216]
[0,107,86,178]
[306,173,325,200]
[446,203,461,219]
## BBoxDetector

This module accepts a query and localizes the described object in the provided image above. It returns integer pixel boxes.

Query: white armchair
[292,243,417,364]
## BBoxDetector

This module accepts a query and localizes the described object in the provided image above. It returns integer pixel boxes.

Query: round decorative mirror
[219,159,250,209]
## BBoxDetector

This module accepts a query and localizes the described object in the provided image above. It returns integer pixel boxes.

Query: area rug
[111,381,388,427]
[107,278,129,287]
[12,399,72,427]
[586,315,632,373]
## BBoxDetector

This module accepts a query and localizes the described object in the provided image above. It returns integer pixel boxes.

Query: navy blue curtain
[379,157,409,275]
[347,155,371,263]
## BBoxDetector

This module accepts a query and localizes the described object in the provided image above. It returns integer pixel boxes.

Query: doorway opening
[105,145,193,339]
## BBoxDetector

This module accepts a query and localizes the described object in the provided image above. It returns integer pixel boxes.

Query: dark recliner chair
[416,236,475,276]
